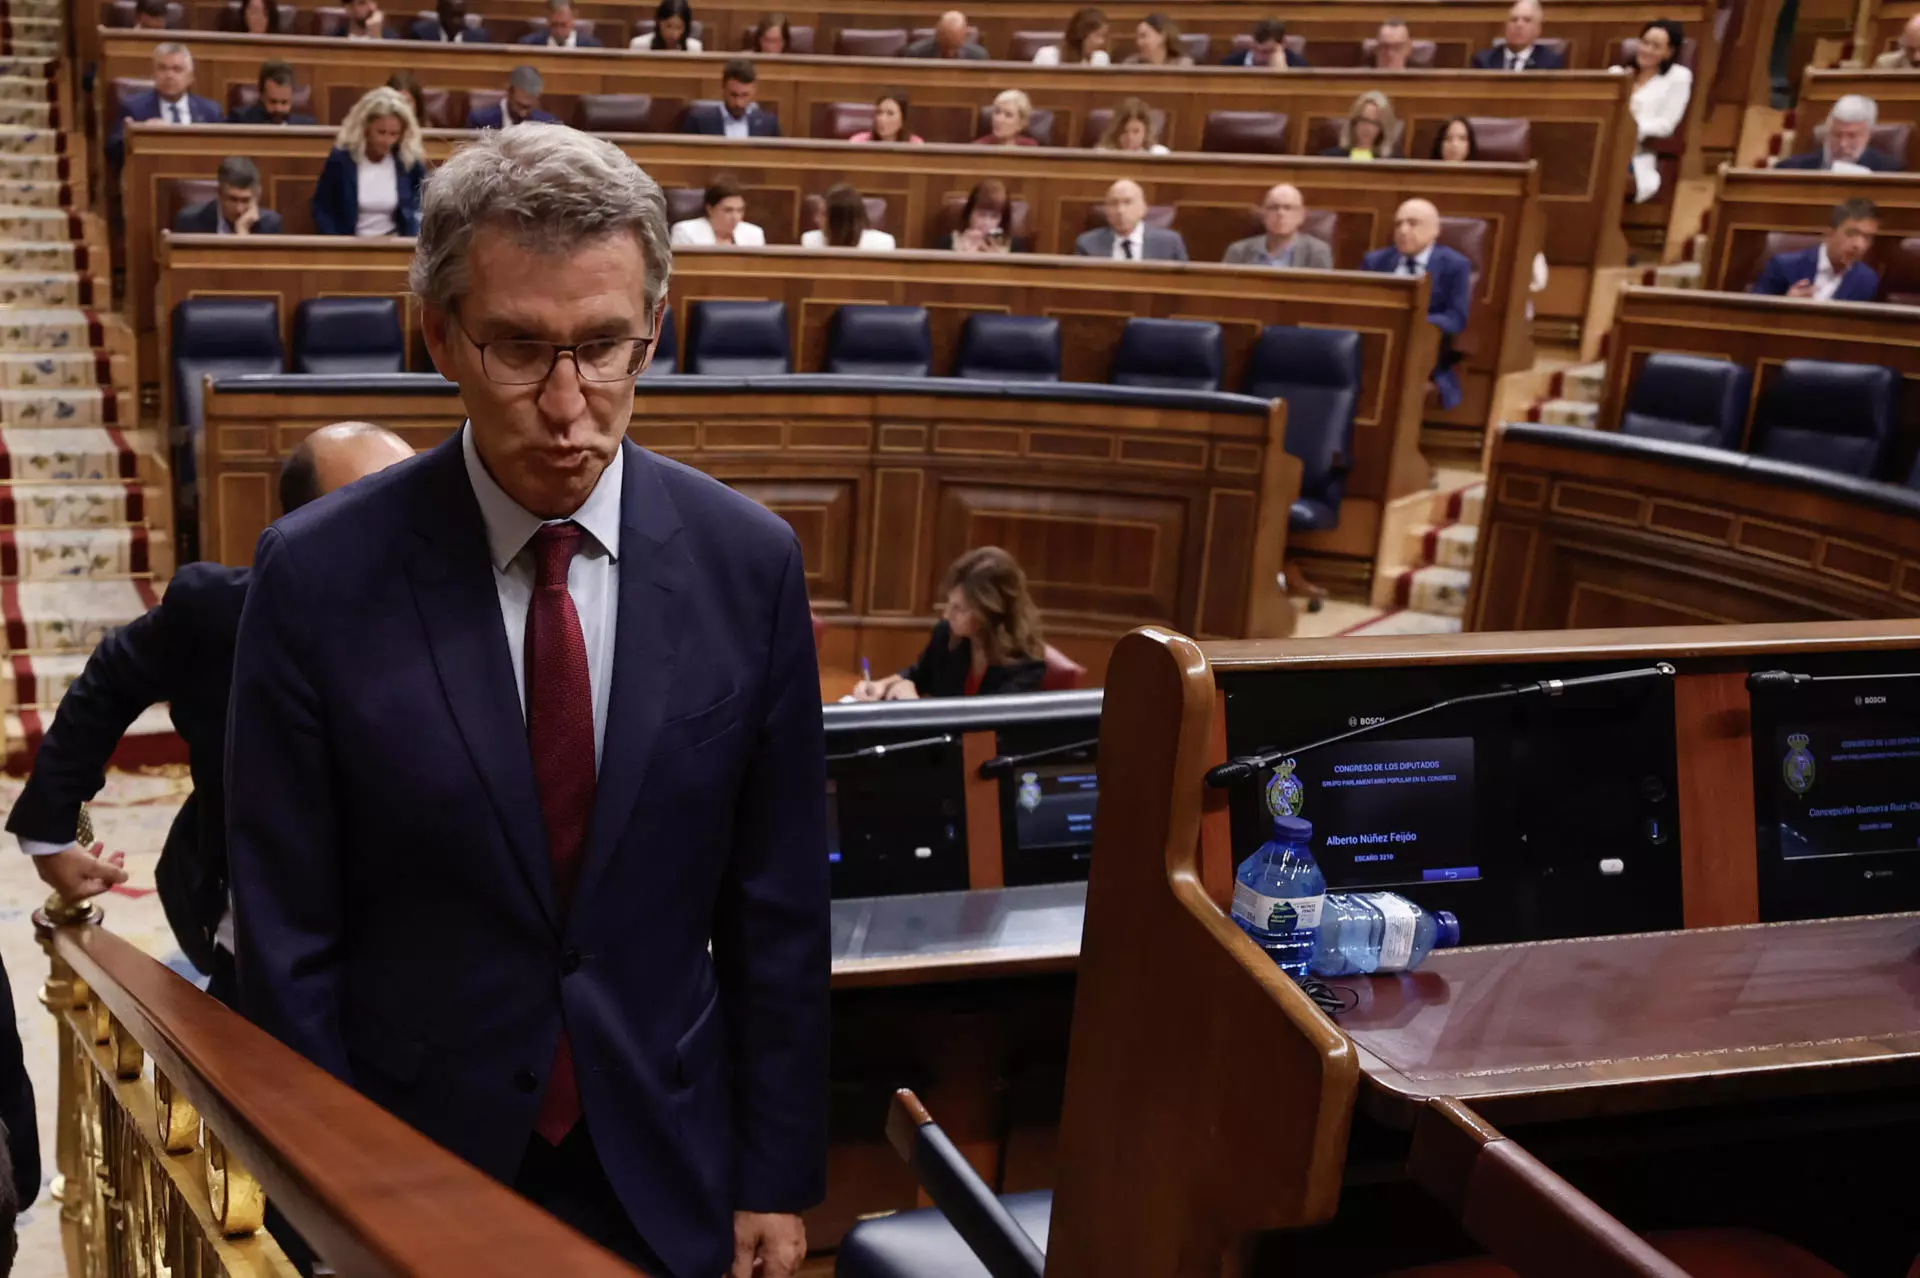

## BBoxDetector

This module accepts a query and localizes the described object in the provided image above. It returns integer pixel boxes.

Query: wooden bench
[1702,166,1920,294]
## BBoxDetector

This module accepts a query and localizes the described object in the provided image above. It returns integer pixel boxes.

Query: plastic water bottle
[1230,814,1326,982]
[1310,892,1461,977]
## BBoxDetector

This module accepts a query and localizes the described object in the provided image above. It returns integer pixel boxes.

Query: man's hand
[1787,278,1816,298]
[34,842,128,901]
[235,197,260,235]
[731,1211,805,1278]
[364,4,385,34]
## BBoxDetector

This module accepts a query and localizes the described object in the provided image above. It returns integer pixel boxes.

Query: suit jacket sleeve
[1222,239,1250,264]
[0,951,37,1209]
[227,526,352,1083]
[1430,254,1471,335]
[1302,236,1334,270]
[899,622,948,686]
[257,208,284,234]
[711,537,829,1210]
[1072,229,1101,256]
[1471,46,1497,68]
[1750,253,1793,295]
[311,150,351,236]
[5,592,182,845]
[1166,231,1190,263]
[169,202,210,234]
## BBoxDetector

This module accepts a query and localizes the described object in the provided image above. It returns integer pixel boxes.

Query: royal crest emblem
[1265,759,1304,818]
[1016,771,1042,813]
[1782,733,1816,796]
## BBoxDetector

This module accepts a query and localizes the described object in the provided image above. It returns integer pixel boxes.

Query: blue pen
[860,657,872,685]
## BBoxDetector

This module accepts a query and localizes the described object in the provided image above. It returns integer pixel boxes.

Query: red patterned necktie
[526,521,595,1144]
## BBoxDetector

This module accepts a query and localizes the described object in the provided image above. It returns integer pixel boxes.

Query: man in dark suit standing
[1361,198,1473,410]
[107,42,222,163]
[5,424,412,1007]
[1221,18,1309,67]
[1751,198,1883,302]
[231,61,316,125]
[1470,0,1566,69]
[227,127,827,1278]
[466,67,560,129]
[680,59,783,137]
[411,0,490,41]
[1074,178,1188,260]
[519,0,603,46]
[172,156,285,235]
[1776,95,1905,171]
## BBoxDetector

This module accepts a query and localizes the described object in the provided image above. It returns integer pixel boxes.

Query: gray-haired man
[227,125,827,1278]
[1776,95,1906,172]
[467,66,559,129]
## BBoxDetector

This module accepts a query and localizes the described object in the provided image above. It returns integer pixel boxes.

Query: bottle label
[1232,882,1323,933]
[1376,894,1419,969]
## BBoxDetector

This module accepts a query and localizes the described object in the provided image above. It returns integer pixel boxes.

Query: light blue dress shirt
[461,423,621,772]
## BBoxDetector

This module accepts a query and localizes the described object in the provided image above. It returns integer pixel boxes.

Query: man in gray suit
[904,10,988,57]
[1222,184,1333,269]
[1074,179,1189,261]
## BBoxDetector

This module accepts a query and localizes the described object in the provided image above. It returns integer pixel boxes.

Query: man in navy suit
[466,66,560,129]
[230,61,316,125]
[1221,18,1309,67]
[411,0,490,41]
[339,0,402,38]
[680,59,783,137]
[1751,198,1883,302]
[1361,198,1473,410]
[1470,0,1567,69]
[107,42,222,164]
[227,127,826,1278]
[1776,95,1905,171]
[5,424,411,1007]
[519,0,602,46]
[172,155,285,235]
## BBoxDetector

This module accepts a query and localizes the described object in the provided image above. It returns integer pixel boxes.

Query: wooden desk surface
[830,882,1086,988]
[1340,911,1920,1128]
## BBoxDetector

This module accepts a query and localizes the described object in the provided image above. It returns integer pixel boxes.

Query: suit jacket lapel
[569,441,687,921]
[403,436,560,930]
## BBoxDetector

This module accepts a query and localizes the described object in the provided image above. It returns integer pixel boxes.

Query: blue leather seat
[827,305,933,377]
[1108,318,1223,392]
[1243,325,1362,531]
[1748,359,1899,479]
[684,300,791,376]
[291,296,403,376]
[640,307,677,378]
[1618,353,1751,451]
[953,314,1061,383]
[172,297,284,431]
[838,1191,1053,1278]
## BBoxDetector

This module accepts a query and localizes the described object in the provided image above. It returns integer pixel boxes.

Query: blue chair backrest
[954,314,1061,382]
[171,297,284,430]
[1618,353,1751,451]
[827,305,933,377]
[292,296,404,376]
[685,300,791,376]
[1109,318,1223,392]
[1749,359,1900,479]
[1243,325,1361,527]
[640,306,677,378]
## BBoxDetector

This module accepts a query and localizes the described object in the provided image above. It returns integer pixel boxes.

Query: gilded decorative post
[205,1131,266,1238]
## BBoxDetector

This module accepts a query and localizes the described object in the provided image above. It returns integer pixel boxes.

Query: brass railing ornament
[205,1131,267,1237]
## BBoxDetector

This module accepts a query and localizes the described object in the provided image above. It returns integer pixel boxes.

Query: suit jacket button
[561,950,582,976]
[513,1069,539,1093]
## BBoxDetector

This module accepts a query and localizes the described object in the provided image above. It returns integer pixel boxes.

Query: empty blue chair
[954,314,1060,382]
[684,300,791,376]
[1617,353,1752,451]
[826,305,933,377]
[1243,326,1362,533]
[1108,318,1223,392]
[171,297,284,431]
[640,306,677,378]
[1749,359,1900,479]
[292,296,404,375]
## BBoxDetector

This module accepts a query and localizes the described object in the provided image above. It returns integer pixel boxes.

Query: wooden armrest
[884,1089,1046,1278]
[1407,1098,1689,1278]
[1646,134,1687,157]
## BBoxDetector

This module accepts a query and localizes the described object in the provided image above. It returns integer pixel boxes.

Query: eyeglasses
[458,322,656,385]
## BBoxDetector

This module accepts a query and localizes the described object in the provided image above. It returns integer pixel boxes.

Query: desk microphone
[1204,663,1677,789]
[825,733,954,764]
[978,736,1100,779]
[1748,669,1920,691]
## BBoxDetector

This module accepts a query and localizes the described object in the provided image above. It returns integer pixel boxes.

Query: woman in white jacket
[1618,19,1692,203]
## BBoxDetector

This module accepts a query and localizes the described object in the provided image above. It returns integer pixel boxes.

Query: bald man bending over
[1360,199,1472,409]
[1223,184,1333,268]
[5,422,412,1006]
[905,9,988,57]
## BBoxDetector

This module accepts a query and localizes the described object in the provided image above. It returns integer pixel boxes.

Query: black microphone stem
[1205,688,1522,788]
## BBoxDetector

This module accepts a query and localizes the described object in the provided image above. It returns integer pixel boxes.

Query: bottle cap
[1270,814,1313,841]
[1434,910,1461,949]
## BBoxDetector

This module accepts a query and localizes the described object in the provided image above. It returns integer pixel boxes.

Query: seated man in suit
[5,423,412,1008]
[231,61,316,125]
[520,0,603,47]
[1372,18,1414,67]
[1473,0,1566,69]
[1876,14,1920,67]
[1221,18,1308,67]
[467,66,559,129]
[341,0,401,38]
[1075,178,1188,260]
[1777,95,1904,172]
[1751,197,1882,302]
[108,42,222,164]
[1361,198,1472,410]
[1223,183,1333,268]
[133,0,171,29]
[412,0,490,41]
[681,58,782,137]
[172,155,283,235]
[905,9,988,58]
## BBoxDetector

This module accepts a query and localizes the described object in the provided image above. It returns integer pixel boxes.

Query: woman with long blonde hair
[1322,89,1398,159]
[853,546,1049,700]
[311,85,428,236]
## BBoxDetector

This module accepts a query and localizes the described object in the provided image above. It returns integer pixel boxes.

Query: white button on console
[1599,857,1625,876]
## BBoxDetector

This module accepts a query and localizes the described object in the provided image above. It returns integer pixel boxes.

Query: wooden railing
[35,895,644,1278]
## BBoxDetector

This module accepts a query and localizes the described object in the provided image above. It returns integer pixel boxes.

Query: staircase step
[2,649,87,708]
[0,425,159,482]
[0,307,106,351]
[0,126,56,156]
[7,702,186,775]
[0,349,124,390]
[0,206,86,242]
[0,151,67,180]
[0,271,103,308]
[1393,565,1473,618]
[0,481,155,528]
[1338,609,1465,638]
[0,526,153,580]
[3,578,159,652]
[0,100,49,130]
[1539,399,1601,428]
[1407,521,1479,571]
[1652,261,1703,289]
[0,386,121,425]
[1447,482,1485,525]
[1562,361,1607,405]
[0,238,88,271]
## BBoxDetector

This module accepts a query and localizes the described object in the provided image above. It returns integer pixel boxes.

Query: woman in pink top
[847,90,925,143]
[974,89,1039,146]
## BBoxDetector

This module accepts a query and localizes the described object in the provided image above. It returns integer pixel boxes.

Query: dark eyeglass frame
[455,319,658,385]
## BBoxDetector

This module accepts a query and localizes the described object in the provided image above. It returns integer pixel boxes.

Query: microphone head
[1746,670,1807,692]
[1205,759,1258,789]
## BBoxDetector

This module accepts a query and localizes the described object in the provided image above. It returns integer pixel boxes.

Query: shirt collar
[1411,245,1433,267]
[462,422,623,572]
[1121,223,1144,248]
[1817,244,1838,277]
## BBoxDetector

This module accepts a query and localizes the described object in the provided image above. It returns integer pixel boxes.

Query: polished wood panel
[164,235,1427,573]
[1672,670,1760,927]
[1703,167,1920,291]
[1798,66,1920,138]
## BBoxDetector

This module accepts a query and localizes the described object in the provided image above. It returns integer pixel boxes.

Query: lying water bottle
[1230,814,1325,982]
[1310,892,1461,977]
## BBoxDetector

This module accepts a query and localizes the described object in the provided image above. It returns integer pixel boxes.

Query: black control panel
[1219,661,1684,945]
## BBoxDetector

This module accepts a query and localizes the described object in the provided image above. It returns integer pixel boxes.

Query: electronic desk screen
[1287,736,1480,889]
[827,736,969,899]
[999,734,1100,887]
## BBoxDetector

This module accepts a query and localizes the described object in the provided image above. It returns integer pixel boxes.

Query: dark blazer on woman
[900,619,1047,697]
[310,146,427,236]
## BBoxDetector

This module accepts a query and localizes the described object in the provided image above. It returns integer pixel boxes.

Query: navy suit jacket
[227,437,829,1278]
[518,27,603,46]
[229,102,316,126]
[1775,145,1903,172]
[171,199,284,235]
[1751,245,1881,302]
[1361,242,1473,409]
[410,15,492,40]
[311,146,427,236]
[107,88,223,162]
[464,103,559,129]
[1470,42,1568,68]
[1220,46,1309,66]
[679,102,782,136]
[6,563,247,975]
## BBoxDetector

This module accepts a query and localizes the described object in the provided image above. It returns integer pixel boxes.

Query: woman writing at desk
[854,547,1048,700]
